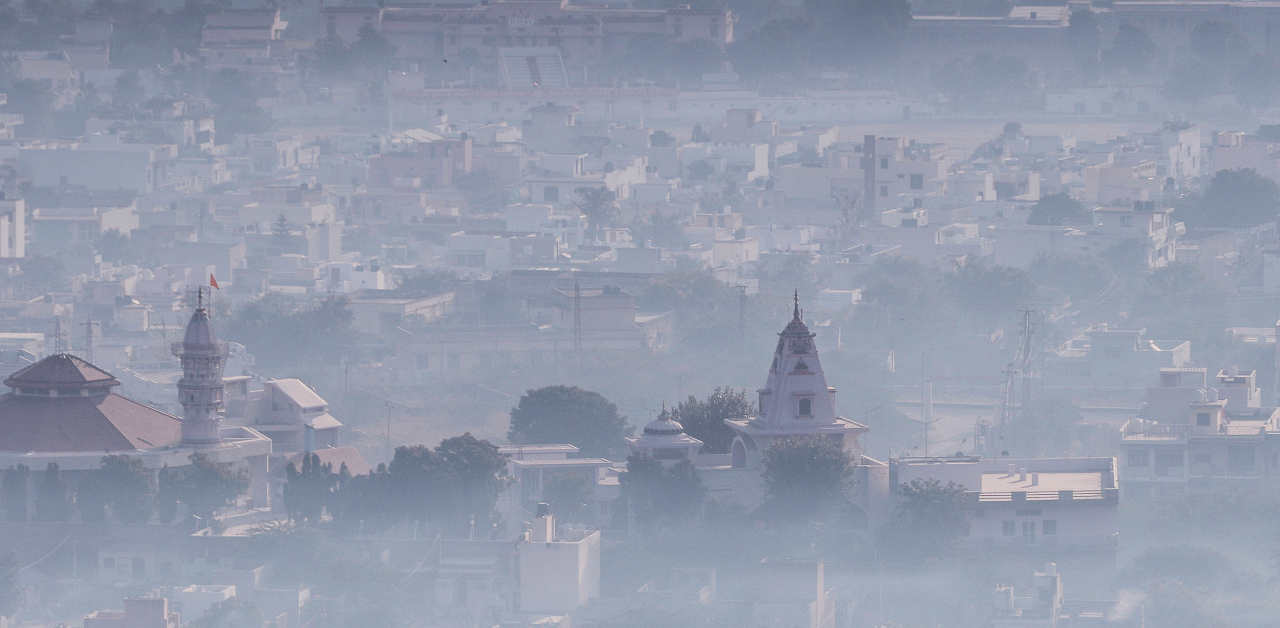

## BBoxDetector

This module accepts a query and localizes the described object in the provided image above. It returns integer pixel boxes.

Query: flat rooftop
[981,471,1103,494]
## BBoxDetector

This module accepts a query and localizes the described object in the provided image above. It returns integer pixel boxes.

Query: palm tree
[575,187,618,242]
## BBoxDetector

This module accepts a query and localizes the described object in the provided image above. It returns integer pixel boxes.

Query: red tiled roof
[0,393,182,453]
[4,354,121,390]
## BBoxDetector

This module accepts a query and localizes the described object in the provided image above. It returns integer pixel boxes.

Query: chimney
[1007,463,1016,477]
[1019,468,1027,482]
[1031,473,1039,486]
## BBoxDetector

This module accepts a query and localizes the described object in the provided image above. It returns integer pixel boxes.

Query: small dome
[643,404,685,436]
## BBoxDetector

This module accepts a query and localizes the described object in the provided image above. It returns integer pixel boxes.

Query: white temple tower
[724,293,869,469]
[174,289,228,445]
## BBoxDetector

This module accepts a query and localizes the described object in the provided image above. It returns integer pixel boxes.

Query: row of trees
[0,454,246,525]
[282,433,510,538]
[505,384,756,458]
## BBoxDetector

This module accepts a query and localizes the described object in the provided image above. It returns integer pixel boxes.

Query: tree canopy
[1102,24,1158,73]
[1027,192,1091,226]
[618,453,704,530]
[760,435,855,522]
[1199,168,1280,228]
[670,387,753,454]
[879,478,971,559]
[509,386,632,457]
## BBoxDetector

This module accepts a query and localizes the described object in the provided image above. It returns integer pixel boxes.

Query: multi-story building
[1120,367,1280,499]
[1045,324,1190,388]
[890,455,1119,553]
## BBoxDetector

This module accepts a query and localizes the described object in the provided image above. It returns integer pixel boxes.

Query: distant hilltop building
[0,294,272,514]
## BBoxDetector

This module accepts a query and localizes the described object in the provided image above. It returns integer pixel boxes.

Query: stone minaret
[174,288,227,445]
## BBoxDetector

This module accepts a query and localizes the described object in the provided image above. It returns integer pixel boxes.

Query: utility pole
[80,318,99,364]
[385,401,395,463]
[573,282,582,366]
[53,316,64,353]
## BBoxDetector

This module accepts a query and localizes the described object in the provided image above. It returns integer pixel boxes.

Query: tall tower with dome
[174,288,228,446]
[724,293,870,469]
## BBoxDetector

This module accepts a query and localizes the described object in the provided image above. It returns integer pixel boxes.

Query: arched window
[798,398,812,416]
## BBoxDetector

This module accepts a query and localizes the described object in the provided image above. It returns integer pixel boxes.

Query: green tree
[803,0,911,67]
[352,25,397,73]
[388,445,436,524]
[313,35,352,80]
[638,270,735,311]
[176,452,250,525]
[629,212,685,250]
[271,212,291,246]
[19,254,66,295]
[934,53,1030,102]
[283,453,335,524]
[1163,59,1224,103]
[1190,20,1248,69]
[508,386,633,457]
[1234,55,1280,109]
[618,453,704,529]
[1,465,28,522]
[543,472,593,523]
[685,159,715,180]
[1027,192,1091,226]
[33,462,72,522]
[158,465,180,524]
[99,455,157,523]
[1102,23,1157,72]
[76,471,108,523]
[690,124,710,143]
[112,71,146,109]
[1065,9,1102,80]
[649,130,675,147]
[1200,168,1280,227]
[0,553,21,619]
[575,187,619,241]
[395,268,457,297]
[95,229,141,265]
[206,69,269,139]
[431,433,510,536]
[880,478,970,558]
[670,40,726,82]
[945,260,1037,322]
[726,19,815,81]
[1028,253,1113,302]
[671,387,753,454]
[761,435,854,522]
[2,78,55,137]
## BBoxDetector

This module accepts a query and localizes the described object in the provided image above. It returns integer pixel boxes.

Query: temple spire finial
[793,289,800,321]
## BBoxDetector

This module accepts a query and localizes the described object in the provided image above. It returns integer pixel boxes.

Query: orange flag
[210,274,220,289]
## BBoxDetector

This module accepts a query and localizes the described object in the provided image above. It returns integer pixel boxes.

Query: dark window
[798,398,812,416]
[1002,520,1015,536]
[910,174,923,189]
[1042,520,1057,535]
[880,157,889,169]
[544,186,559,202]
[1128,450,1149,467]
[1196,412,1211,426]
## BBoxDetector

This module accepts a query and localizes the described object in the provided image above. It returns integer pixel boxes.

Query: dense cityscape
[1,0,1280,626]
